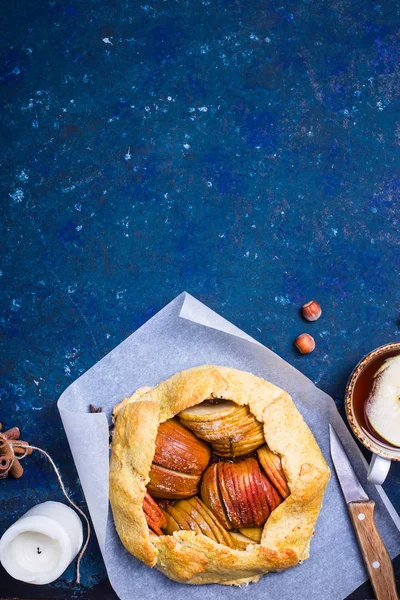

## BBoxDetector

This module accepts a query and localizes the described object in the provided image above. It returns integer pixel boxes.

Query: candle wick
[37,547,42,554]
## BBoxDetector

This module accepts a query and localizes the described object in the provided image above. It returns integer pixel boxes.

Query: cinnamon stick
[9,458,24,478]
[0,455,11,478]
[13,442,33,456]
[3,427,20,440]
[0,423,31,478]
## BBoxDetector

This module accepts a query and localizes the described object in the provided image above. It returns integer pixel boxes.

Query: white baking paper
[58,292,400,600]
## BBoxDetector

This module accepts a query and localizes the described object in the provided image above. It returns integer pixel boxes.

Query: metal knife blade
[329,424,369,504]
[329,424,399,600]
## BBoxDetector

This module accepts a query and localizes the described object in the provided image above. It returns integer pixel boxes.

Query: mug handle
[367,454,391,485]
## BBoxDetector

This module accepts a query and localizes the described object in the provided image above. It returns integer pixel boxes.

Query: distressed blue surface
[0,0,399,597]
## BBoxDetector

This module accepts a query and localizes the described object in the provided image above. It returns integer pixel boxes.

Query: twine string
[9,440,90,584]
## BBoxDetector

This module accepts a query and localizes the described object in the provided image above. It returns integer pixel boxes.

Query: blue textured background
[1,0,399,598]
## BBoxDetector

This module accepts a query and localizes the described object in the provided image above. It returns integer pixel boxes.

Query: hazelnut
[294,334,315,354]
[302,300,322,322]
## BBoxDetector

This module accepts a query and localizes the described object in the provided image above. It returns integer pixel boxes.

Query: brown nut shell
[302,300,322,322]
[294,333,315,354]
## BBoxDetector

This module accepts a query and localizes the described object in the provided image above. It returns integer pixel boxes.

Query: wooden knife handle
[348,500,399,600]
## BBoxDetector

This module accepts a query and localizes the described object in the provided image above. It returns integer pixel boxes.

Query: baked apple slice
[257,445,290,499]
[239,527,263,543]
[200,462,231,530]
[188,497,233,547]
[163,510,180,534]
[143,493,167,535]
[259,472,276,513]
[243,456,266,527]
[228,426,265,457]
[177,499,218,541]
[179,401,264,457]
[202,458,272,529]
[180,405,248,443]
[230,531,258,550]
[239,458,270,527]
[217,462,242,529]
[164,497,234,548]
[153,419,210,475]
[268,480,282,512]
[167,504,202,533]
[180,401,238,422]
[148,464,200,498]
[230,461,254,528]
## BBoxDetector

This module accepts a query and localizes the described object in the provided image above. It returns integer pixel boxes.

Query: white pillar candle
[0,501,83,585]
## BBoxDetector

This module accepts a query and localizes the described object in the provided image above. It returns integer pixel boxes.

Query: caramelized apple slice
[188,497,234,547]
[164,497,233,548]
[258,446,290,499]
[258,465,282,512]
[239,527,263,543]
[243,457,262,528]
[148,464,200,498]
[268,480,283,512]
[231,458,270,528]
[143,493,167,535]
[202,458,273,529]
[179,401,238,422]
[163,510,180,534]
[222,462,242,525]
[167,505,202,533]
[245,458,270,527]
[231,460,255,528]
[230,531,258,550]
[177,499,218,541]
[227,428,265,457]
[153,419,210,475]
[218,462,241,529]
[195,410,253,438]
[222,461,251,527]
[179,401,264,457]
[200,463,232,530]
[211,436,264,458]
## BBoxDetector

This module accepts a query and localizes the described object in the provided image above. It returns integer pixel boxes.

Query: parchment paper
[58,292,400,600]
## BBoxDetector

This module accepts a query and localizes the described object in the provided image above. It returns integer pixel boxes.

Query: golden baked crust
[109,365,330,585]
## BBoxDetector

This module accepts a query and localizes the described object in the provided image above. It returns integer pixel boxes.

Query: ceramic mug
[345,342,400,485]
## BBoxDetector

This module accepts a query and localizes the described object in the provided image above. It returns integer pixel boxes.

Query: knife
[329,424,399,600]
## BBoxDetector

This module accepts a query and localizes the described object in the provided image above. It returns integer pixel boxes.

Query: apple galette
[110,365,330,585]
